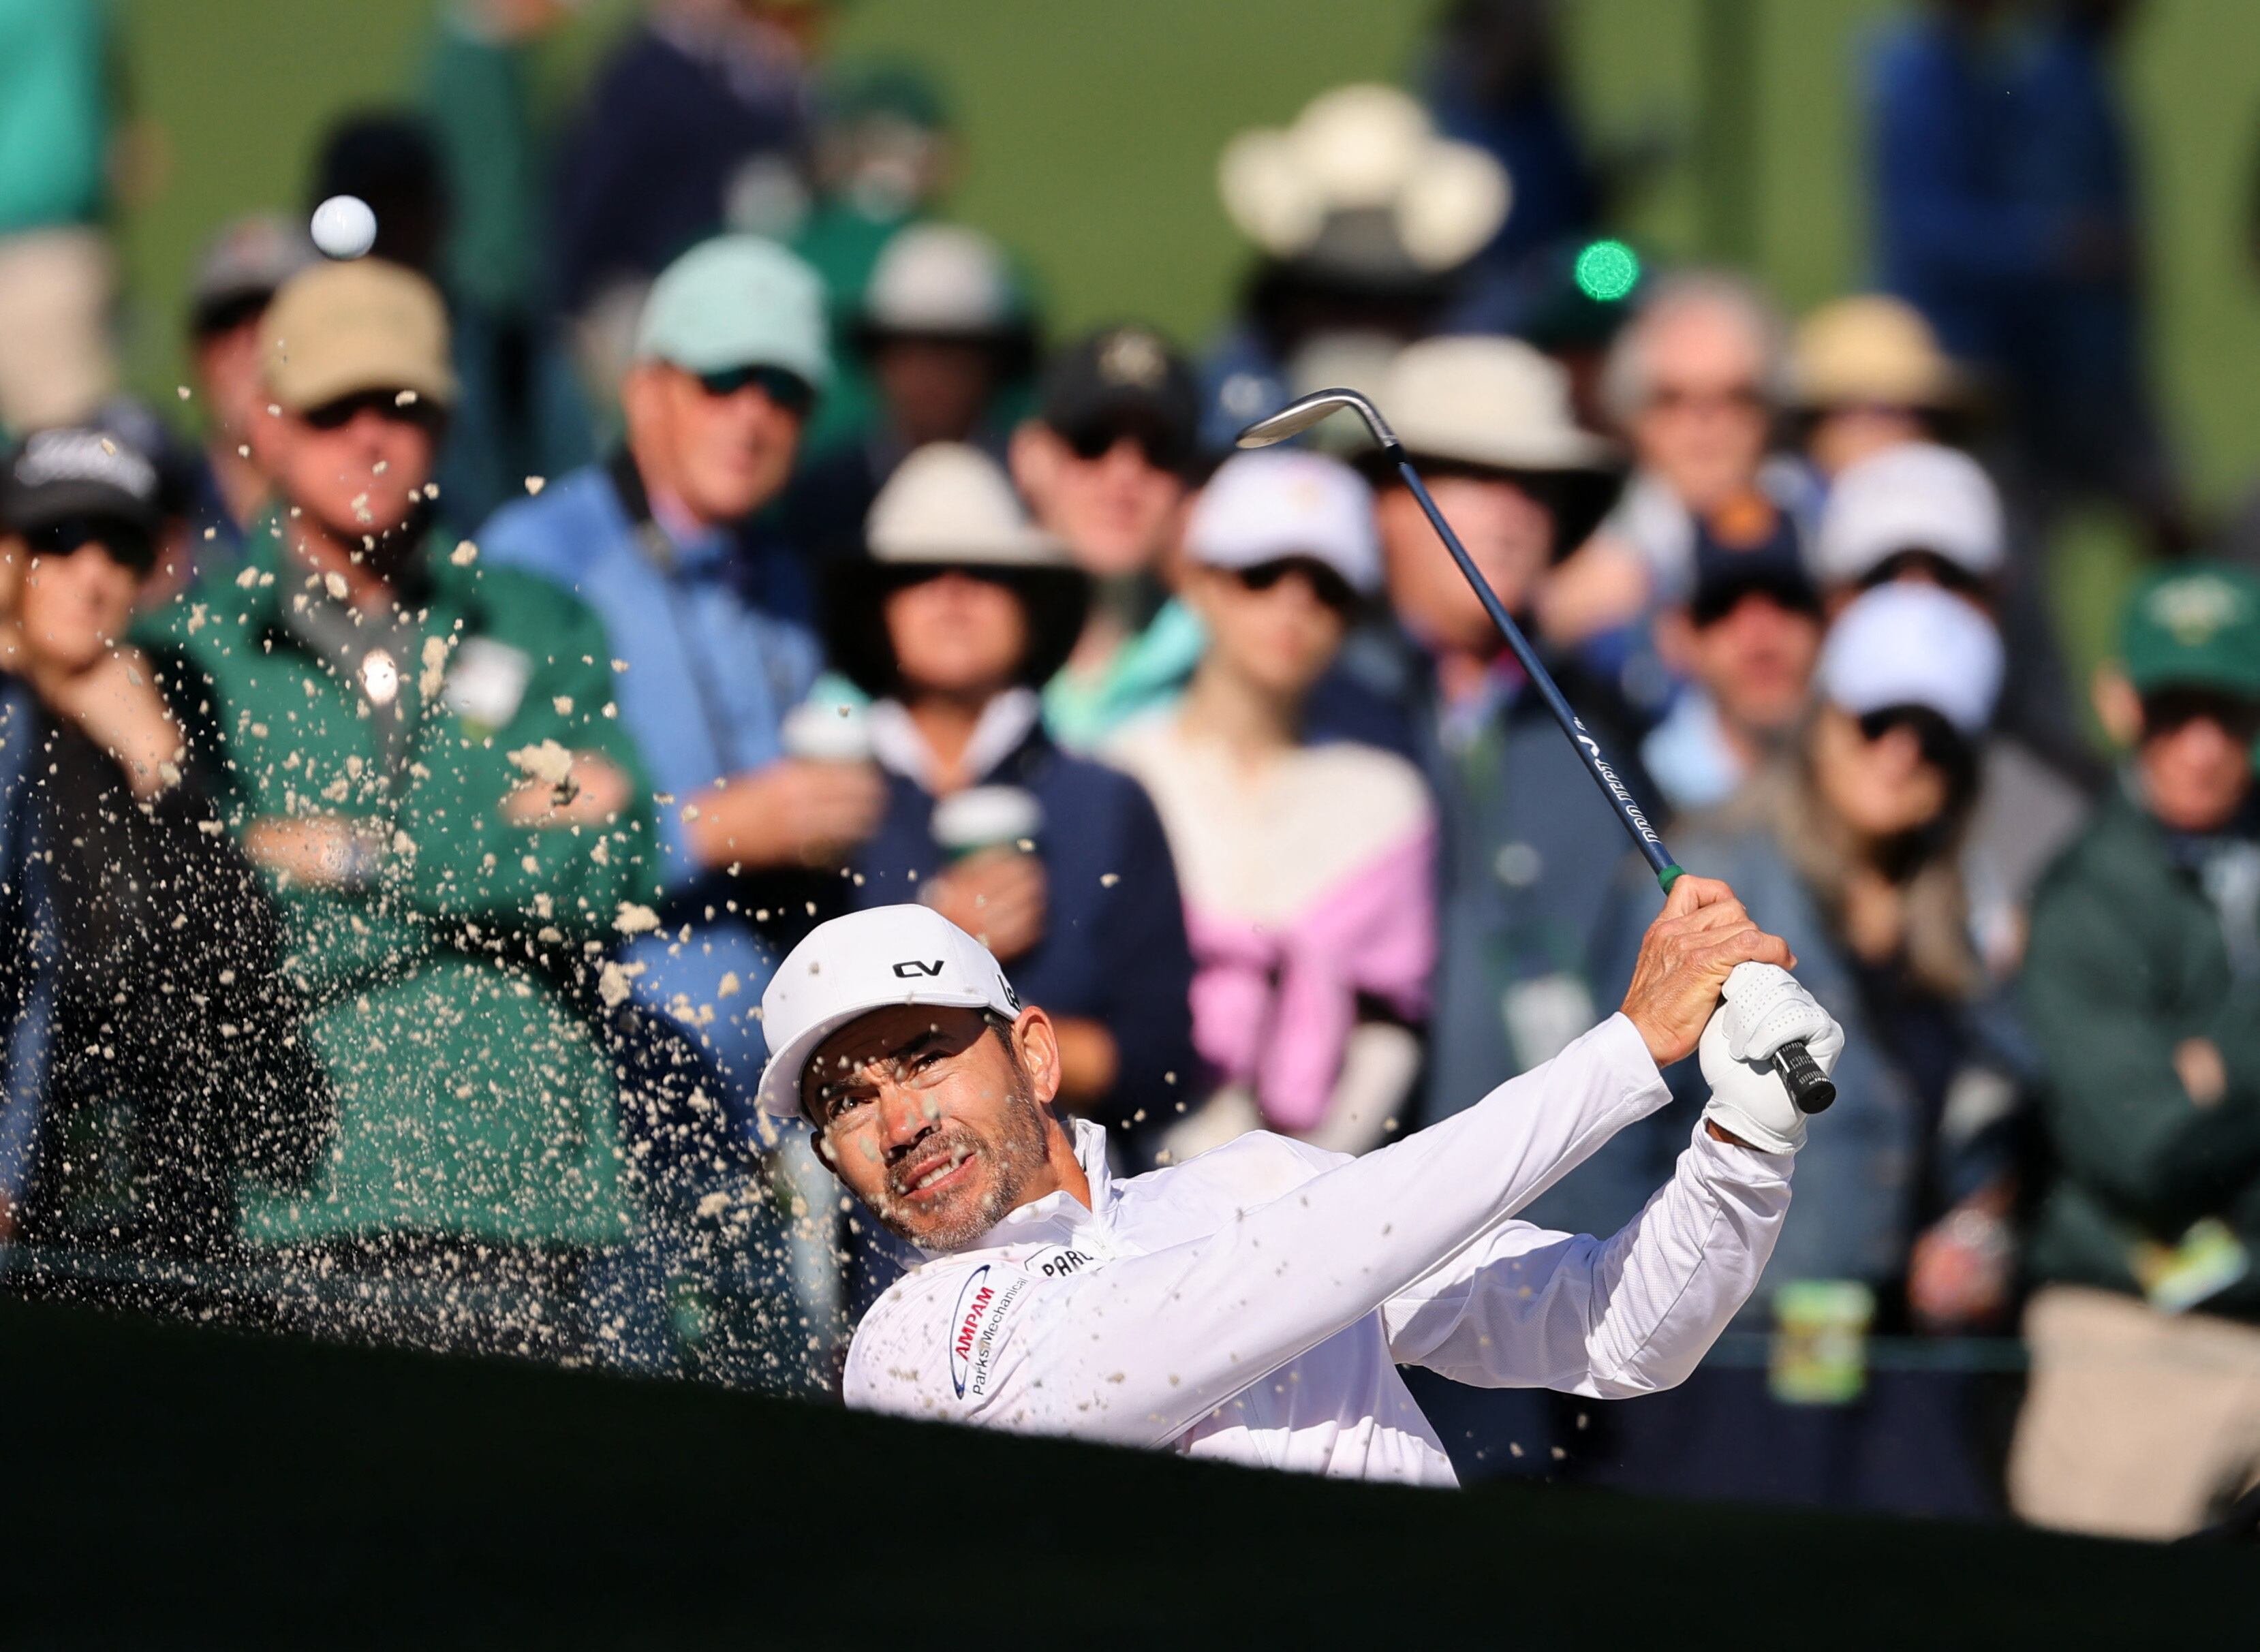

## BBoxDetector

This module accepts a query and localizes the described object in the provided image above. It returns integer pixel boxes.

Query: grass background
[110,0,2260,704]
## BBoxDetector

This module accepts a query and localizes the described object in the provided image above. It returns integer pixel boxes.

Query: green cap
[634,236,832,390]
[2120,561,2260,700]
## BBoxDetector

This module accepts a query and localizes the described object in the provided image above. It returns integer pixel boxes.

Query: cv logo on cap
[893,959,945,979]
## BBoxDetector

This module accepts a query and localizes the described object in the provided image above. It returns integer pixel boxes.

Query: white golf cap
[1814,443,2005,586]
[861,223,1021,336]
[1186,448,1380,594]
[1819,580,2004,735]
[757,905,1023,1118]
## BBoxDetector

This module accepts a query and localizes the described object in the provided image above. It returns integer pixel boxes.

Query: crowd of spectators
[2,0,2259,1541]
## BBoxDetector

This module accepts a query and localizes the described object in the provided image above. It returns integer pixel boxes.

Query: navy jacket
[848,725,1200,1149]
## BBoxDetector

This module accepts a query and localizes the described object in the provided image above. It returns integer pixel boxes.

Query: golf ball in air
[311,195,377,260]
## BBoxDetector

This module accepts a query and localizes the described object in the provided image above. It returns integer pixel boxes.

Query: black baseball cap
[1038,325,1199,472]
[1685,497,1819,628]
[1,425,166,546]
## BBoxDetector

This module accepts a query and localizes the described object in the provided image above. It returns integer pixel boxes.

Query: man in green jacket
[142,258,663,1364]
[2011,561,2260,1539]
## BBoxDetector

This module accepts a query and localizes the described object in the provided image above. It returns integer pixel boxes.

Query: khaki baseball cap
[260,260,456,412]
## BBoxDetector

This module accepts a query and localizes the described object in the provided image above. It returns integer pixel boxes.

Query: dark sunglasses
[2140,687,2260,745]
[1230,557,1360,614]
[301,390,442,433]
[1058,417,1190,474]
[696,364,817,418]
[1689,574,1821,629]
[1856,704,1972,772]
[22,514,156,574]
[1858,550,1993,600]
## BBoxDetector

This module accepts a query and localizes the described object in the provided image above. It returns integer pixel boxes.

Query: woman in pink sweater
[1108,449,1436,1159]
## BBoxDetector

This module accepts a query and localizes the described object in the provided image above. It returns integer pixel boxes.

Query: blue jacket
[848,724,1199,1147]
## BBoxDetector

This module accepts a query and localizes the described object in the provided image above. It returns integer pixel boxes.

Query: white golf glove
[1699,963,1846,1155]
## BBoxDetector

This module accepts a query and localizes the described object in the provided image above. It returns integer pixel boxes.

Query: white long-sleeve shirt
[841,1014,1793,1485]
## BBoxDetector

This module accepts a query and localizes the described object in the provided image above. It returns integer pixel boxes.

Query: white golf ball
[311,194,377,260]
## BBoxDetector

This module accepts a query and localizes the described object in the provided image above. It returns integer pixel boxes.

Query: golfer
[758,877,1842,1485]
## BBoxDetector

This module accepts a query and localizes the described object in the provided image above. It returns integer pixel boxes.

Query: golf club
[1237,388,1836,1114]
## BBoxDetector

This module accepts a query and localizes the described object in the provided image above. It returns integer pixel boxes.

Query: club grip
[1772,1041,1836,1115]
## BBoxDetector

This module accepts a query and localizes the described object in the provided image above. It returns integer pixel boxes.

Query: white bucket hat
[831,443,1089,696]
[1186,449,1380,595]
[1814,443,2005,587]
[758,905,1023,1118]
[1218,84,1511,279]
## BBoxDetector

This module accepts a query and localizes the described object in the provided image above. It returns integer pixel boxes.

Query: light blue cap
[634,235,832,390]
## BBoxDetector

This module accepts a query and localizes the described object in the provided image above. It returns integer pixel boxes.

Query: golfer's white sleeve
[1381,1119,1793,1397]
[843,1013,1671,1446]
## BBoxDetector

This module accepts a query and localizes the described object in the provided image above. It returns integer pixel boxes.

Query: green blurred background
[110,0,2260,693]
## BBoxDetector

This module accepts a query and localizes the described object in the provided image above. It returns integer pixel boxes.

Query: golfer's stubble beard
[869,1044,1053,1252]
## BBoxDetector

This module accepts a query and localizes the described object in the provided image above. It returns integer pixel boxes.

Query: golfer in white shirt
[757,877,1841,1485]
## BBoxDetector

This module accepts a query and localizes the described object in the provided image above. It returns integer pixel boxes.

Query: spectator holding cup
[829,443,1198,1142]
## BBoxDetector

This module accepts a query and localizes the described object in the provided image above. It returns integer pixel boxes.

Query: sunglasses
[1856,704,1972,772]
[1647,383,1767,416]
[2140,687,2260,745]
[1689,574,1821,629]
[1057,417,1190,474]
[22,514,156,574]
[1858,550,1992,600]
[1230,557,1360,614]
[301,390,442,433]
[695,364,817,418]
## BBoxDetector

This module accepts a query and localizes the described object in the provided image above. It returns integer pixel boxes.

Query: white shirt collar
[919,1115,1116,1258]
[865,688,1042,793]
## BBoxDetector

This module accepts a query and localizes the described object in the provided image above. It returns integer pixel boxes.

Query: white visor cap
[757,904,1023,1118]
[1185,448,1381,595]
[1819,580,2005,735]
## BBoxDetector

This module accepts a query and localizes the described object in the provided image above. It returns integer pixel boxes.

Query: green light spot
[1574,239,1641,302]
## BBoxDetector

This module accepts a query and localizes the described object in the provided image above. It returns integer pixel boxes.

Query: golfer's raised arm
[845,1012,1673,1446]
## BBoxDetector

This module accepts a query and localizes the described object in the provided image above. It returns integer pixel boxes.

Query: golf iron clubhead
[1234,389,1837,1117]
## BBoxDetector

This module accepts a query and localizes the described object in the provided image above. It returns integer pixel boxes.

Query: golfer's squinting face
[807,1004,1050,1251]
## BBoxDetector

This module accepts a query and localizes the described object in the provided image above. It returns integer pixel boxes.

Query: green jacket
[2021,784,2260,1318]
[139,523,662,1249]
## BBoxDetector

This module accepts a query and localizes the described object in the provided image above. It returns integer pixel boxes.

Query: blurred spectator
[414,1,600,523]
[1015,325,1203,749]
[139,260,662,1362]
[556,0,826,389]
[1560,272,1792,649]
[179,213,317,557]
[311,110,593,530]
[784,222,1035,559]
[793,58,958,453]
[481,236,870,1110]
[830,443,1198,1149]
[1787,294,1971,488]
[1325,336,1628,1118]
[1201,84,1511,451]
[0,426,326,1268]
[2012,563,2260,1540]
[1814,443,2092,971]
[1640,509,1824,816]
[1422,0,1602,275]
[1588,585,2019,1326]
[1867,0,2181,542]
[1109,450,1434,1162]
[0,0,115,435]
